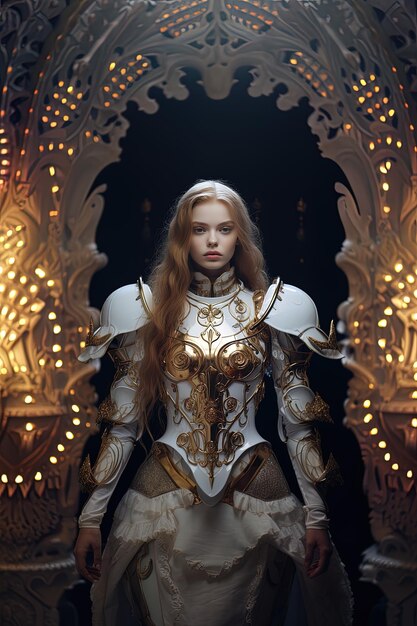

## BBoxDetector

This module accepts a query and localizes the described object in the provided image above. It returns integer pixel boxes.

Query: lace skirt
[91,445,353,626]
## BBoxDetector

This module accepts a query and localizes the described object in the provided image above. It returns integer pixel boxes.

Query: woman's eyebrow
[191,220,235,226]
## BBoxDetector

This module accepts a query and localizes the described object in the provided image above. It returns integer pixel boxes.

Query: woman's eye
[220,227,232,233]
[193,227,205,234]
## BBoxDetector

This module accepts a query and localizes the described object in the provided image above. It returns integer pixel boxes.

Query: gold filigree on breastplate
[217,340,258,379]
[161,290,269,486]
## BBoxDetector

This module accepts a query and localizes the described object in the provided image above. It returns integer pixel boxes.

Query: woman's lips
[204,252,222,257]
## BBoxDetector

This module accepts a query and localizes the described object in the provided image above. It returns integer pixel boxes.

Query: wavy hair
[135,180,268,430]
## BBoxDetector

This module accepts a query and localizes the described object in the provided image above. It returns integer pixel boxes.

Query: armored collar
[189,266,239,297]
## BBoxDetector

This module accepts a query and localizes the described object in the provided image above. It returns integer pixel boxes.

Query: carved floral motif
[0,1,416,624]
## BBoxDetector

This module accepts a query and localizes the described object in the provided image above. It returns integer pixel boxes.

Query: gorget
[157,268,270,505]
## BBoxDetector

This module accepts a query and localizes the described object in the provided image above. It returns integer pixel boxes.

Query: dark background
[66,67,385,625]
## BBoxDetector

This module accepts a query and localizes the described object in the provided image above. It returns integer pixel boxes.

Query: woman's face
[189,200,238,279]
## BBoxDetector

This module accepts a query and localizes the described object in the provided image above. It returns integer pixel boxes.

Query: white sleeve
[271,328,336,529]
[78,332,142,528]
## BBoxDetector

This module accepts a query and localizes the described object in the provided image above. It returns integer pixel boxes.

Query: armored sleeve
[271,329,337,529]
[78,332,142,528]
[77,280,151,528]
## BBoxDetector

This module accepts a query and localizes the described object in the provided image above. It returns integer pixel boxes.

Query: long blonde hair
[135,180,268,428]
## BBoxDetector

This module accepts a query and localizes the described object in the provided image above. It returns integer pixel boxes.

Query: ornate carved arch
[0,1,416,624]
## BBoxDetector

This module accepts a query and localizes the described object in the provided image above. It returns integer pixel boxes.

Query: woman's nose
[208,230,218,246]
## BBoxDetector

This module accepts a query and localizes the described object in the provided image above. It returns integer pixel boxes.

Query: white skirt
[91,486,353,626]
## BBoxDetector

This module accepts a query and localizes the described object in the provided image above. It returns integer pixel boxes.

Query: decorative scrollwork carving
[0,2,416,623]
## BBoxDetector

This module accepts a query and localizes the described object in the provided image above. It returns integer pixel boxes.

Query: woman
[75,180,352,625]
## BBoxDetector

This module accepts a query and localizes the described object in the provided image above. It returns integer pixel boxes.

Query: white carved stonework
[0,1,416,624]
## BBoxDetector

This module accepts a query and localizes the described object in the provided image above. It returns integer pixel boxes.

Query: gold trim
[278,352,311,393]
[143,443,293,506]
[79,432,124,492]
[186,284,242,305]
[222,444,271,504]
[79,454,97,493]
[249,277,283,330]
[286,392,333,424]
[293,430,341,486]
[321,453,343,486]
[96,395,116,425]
[136,276,152,318]
[307,320,339,352]
[252,290,265,317]
[190,268,239,297]
[304,392,332,423]
[125,549,157,626]
[84,317,112,347]
[153,443,201,503]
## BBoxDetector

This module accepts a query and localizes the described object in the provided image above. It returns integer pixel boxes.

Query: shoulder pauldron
[254,278,342,360]
[78,278,152,362]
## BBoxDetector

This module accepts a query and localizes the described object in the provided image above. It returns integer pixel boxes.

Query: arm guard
[271,328,339,529]
[77,280,151,528]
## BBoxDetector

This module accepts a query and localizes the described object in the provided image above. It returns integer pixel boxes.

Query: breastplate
[157,284,270,504]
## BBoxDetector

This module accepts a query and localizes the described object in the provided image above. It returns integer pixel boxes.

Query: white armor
[78,269,341,528]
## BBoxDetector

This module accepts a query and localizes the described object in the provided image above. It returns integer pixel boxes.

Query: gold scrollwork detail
[79,455,97,494]
[205,400,224,424]
[278,350,311,392]
[217,341,259,380]
[176,428,245,486]
[252,290,265,317]
[197,304,224,327]
[224,396,238,412]
[304,393,332,423]
[85,317,112,347]
[173,351,191,370]
[79,432,124,493]
[163,336,204,380]
[287,392,332,424]
[229,296,249,322]
[96,395,117,424]
[294,431,341,485]
[307,320,339,352]
[184,397,195,412]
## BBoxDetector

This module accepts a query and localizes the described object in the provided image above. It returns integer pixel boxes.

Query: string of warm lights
[0,220,93,490]
[0,399,92,490]
[287,55,417,163]
[0,0,415,493]
[350,257,417,479]
[287,51,334,98]
[156,0,209,37]
[225,1,277,31]
[0,127,11,185]
[154,1,279,37]
[359,397,416,479]
[283,47,417,479]
[0,224,44,367]
[40,80,88,133]
[102,54,151,108]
